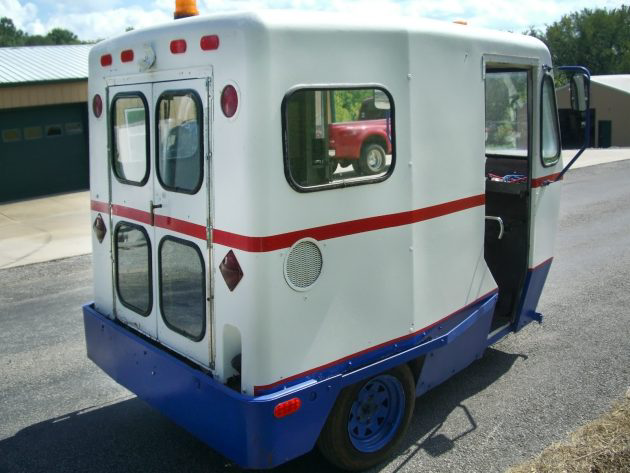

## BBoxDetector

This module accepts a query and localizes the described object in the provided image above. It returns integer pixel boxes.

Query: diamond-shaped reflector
[93,214,107,243]
[219,250,243,291]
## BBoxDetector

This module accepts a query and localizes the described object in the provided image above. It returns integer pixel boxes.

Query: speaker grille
[285,240,323,290]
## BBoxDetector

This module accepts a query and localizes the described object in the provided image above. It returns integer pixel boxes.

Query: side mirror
[570,73,589,112]
[373,89,390,110]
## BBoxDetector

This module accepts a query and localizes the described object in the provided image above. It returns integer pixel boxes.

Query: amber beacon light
[174,0,199,19]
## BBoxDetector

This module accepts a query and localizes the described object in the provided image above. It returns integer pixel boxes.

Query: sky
[1,0,626,41]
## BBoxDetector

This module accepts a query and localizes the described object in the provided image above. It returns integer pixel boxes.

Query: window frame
[158,235,206,342]
[114,221,153,317]
[155,89,204,195]
[540,73,562,167]
[281,84,397,193]
[484,67,532,161]
[110,92,151,187]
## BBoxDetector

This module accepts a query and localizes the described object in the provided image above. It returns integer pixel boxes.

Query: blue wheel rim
[347,374,405,453]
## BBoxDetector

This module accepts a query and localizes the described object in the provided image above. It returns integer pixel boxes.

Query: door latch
[150,200,162,225]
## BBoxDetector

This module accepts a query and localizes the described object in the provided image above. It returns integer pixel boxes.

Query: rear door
[152,79,212,366]
[109,77,213,367]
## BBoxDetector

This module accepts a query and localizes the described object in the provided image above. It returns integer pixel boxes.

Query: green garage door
[0,103,89,202]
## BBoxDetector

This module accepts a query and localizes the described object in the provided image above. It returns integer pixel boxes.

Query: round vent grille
[284,239,323,291]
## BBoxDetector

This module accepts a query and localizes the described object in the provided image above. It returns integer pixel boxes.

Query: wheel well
[361,135,386,154]
[407,356,425,385]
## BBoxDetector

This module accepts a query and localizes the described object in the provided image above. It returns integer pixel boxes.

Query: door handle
[150,201,163,225]
[485,216,504,240]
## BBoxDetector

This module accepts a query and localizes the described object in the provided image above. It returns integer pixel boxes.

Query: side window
[541,75,561,166]
[284,87,395,191]
[115,222,152,316]
[159,237,205,341]
[157,91,203,194]
[112,94,149,185]
[485,70,529,157]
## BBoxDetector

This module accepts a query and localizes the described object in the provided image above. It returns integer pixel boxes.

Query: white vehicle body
[84,11,565,468]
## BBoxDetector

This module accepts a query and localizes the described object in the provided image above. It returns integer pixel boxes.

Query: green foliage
[333,89,372,122]
[526,6,630,75]
[0,17,84,47]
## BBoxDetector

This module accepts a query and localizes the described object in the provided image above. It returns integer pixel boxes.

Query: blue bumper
[82,304,339,469]
[83,292,498,468]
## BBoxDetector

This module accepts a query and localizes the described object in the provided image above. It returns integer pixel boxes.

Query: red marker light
[92,94,103,118]
[121,49,134,62]
[274,398,301,418]
[221,85,238,118]
[100,54,112,67]
[170,39,187,54]
[200,35,219,51]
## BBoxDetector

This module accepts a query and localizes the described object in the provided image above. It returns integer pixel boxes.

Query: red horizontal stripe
[254,289,498,394]
[214,194,485,252]
[111,204,152,225]
[532,173,562,188]
[95,194,485,250]
[91,200,110,214]
[154,215,206,240]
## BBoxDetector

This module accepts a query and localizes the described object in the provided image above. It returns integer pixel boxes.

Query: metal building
[557,75,630,149]
[0,45,92,202]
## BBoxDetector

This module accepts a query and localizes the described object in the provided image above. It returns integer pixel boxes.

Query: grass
[507,388,630,473]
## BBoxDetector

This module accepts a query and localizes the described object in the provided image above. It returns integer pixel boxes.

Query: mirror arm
[554,66,592,182]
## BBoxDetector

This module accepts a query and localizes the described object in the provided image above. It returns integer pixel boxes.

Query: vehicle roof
[89,10,547,62]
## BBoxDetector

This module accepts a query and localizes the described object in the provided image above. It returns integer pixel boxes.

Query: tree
[0,17,25,46]
[527,6,630,75]
[0,17,85,46]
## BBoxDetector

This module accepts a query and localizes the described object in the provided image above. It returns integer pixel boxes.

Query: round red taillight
[92,94,103,118]
[221,85,238,118]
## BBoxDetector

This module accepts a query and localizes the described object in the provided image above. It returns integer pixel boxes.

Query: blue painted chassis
[82,261,550,469]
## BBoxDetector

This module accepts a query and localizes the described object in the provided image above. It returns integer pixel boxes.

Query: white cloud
[2,0,627,41]
[1,0,39,29]
[32,7,172,41]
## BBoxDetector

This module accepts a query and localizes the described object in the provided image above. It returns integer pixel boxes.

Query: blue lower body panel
[83,293,498,468]
[83,304,339,469]
[515,259,553,331]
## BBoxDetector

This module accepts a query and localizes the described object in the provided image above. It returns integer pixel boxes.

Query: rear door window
[156,91,203,194]
[112,94,150,185]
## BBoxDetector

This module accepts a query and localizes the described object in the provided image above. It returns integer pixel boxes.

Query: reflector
[121,49,134,62]
[221,85,238,118]
[219,250,244,291]
[274,398,301,418]
[200,35,220,51]
[170,39,187,54]
[100,54,112,67]
[93,214,107,243]
[92,94,103,118]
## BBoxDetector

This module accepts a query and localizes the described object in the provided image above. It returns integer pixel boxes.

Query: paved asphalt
[1,161,629,473]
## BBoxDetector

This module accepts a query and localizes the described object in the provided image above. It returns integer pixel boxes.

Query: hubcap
[347,374,405,453]
[366,149,384,172]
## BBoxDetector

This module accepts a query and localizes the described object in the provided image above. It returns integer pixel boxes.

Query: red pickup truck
[328,99,392,175]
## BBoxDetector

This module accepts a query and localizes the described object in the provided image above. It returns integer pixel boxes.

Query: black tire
[317,364,415,471]
[359,143,387,175]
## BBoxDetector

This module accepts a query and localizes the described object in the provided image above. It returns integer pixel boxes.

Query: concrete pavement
[0,191,91,269]
[0,148,629,269]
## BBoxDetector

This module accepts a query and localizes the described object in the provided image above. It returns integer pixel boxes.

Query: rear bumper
[82,304,339,469]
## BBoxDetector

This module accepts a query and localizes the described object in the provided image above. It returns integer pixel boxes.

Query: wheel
[317,364,415,471]
[359,143,387,175]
